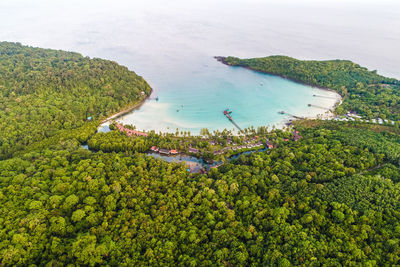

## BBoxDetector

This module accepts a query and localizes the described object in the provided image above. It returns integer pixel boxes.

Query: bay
[1,0,398,134]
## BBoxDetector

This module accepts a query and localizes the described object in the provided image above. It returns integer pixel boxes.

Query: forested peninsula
[1,42,400,266]
[0,42,151,159]
[218,56,400,121]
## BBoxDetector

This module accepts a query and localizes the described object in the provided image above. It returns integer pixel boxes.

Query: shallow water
[1,0,399,133]
[119,64,339,134]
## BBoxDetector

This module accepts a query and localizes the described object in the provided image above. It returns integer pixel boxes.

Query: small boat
[279,111,285,114]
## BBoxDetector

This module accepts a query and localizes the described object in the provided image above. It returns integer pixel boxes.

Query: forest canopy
[1,44,400,265]
[0,42,151,159]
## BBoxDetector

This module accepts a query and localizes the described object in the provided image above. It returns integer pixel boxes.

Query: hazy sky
[0,0,399,78]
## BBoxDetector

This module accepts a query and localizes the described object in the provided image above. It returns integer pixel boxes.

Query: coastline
[101,58,343,135]
[215,56,344,99]
[100,88,153,125]
[303,88,342,120]
[215,56,343,121]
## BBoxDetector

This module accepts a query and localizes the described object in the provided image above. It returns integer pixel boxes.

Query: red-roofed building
[293,130,301,141]
[115,123,148,137]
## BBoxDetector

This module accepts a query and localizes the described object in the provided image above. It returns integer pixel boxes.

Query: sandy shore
[302,89,342,120]
[100,89,153,126]
[101,59,343,135]
[109,89,342,135]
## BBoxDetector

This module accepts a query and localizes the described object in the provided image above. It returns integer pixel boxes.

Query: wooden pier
[230,119,243,132]
[278,111,304,119]
[223,109,243,132]
[308,104,330,110]
[313,94,337,100]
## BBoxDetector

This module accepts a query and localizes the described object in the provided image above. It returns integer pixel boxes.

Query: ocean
[1,0,398,133]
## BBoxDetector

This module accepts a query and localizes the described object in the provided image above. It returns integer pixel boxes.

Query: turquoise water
[118,59,338,134]
[1,0,398,134]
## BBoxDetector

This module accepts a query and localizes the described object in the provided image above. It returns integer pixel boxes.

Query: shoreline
[215,56,344,101]
[101,88,153,125]
[102,58,343,135]
[215,56,343,121]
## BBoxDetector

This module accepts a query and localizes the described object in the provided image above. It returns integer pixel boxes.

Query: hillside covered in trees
[1,44,400,266]
[0,42,151,159]
[221,56,400,121]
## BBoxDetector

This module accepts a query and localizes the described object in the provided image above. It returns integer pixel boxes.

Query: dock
[278,111,304,119]
[223,109,242,132]
[313,94,337,100]
[308,104,330,110]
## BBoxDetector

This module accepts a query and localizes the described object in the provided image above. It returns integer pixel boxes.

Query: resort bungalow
[150,146,159,152]
[116,123,124,131]
[170,149,178,155]
[126,129,148,137]
[159,148,170,155]
[188,147,199,154]
[293,130,302,141]
[115,123,148,137]
[213,150,222,155]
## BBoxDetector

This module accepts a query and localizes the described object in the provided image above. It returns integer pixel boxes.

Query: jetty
[223,109,242,132]
[308,104,330,110]
[313,94,337,100]
[278,111,304,119]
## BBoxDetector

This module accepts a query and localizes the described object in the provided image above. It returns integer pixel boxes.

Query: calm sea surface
[1,0,399,133]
